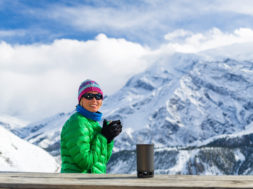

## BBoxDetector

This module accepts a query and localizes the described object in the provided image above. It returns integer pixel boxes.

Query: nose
[91,97,97,101]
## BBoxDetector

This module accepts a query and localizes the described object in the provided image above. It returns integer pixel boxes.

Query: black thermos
[136,144,154,178]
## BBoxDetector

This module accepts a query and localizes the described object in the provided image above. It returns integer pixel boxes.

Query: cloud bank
[0,34,151,121]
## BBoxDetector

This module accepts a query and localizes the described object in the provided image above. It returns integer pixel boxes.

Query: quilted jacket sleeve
[61,114,110,172]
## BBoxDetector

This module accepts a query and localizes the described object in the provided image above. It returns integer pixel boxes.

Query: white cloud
[0,34,151,122]
[45,1,210,35]
[49,5,153,32]
[161,28,253,53]
[214,0,253,16]
[164,29,192,41]
[0,30,26,37]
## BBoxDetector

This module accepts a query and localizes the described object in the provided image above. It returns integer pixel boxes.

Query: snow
[168,150,191,174]
[0,126,59,172]
[234,149,245,162]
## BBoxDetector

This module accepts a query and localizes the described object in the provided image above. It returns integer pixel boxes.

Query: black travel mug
[136,144,154,178]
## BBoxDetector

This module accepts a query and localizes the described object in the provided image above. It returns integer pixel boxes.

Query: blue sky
[1,0,253,122]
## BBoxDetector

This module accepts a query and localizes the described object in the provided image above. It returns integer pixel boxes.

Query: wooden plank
[0,172,253,189]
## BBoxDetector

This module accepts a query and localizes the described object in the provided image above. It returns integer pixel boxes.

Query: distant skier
[60,79,122,173]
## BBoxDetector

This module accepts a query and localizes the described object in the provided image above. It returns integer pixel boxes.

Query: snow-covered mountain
[14,112,72,159]
[3,46,253,174]
[0,125,59,172]
[102,53,253,151]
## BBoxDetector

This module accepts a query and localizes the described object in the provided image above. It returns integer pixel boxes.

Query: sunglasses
[82,93,103,100]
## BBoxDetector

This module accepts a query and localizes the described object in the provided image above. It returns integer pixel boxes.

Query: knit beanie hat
[78,79,103,102]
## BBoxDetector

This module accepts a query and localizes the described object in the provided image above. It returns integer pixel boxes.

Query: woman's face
[80,91,103,112]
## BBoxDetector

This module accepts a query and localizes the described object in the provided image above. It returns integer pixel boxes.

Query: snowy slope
[0,126,59,172]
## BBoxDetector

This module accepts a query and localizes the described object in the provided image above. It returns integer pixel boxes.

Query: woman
[60,79,122,173]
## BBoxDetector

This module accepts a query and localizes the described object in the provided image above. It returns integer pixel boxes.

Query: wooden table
[1,172,253,189]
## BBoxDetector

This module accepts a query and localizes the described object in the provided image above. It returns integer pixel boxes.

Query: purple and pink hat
[78,79,103,102]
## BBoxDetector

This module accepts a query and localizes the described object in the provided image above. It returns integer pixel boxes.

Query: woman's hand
[102,119,122,143]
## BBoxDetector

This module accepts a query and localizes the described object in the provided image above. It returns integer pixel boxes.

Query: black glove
[101,119,122,143]
[109,120,122,138]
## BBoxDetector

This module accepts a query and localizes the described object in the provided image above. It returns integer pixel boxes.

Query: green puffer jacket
[60,112,114,173]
